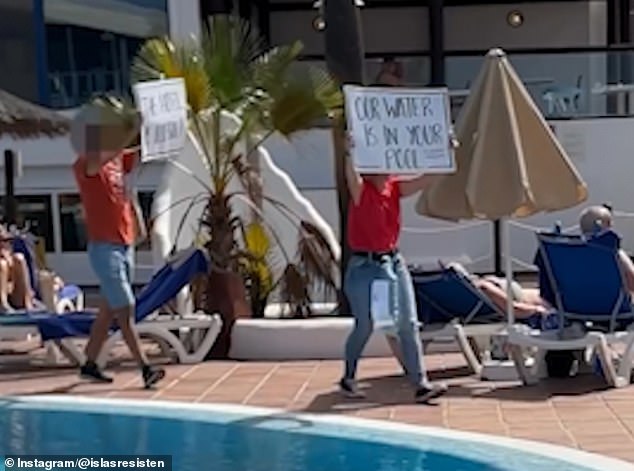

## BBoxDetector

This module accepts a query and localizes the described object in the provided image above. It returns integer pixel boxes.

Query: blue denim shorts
[87,242,135,310]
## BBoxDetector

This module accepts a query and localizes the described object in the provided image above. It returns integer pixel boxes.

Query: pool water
[0,397,631,471]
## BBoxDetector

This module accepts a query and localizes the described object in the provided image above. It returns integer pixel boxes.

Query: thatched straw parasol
[0,88,70,225]
[0,88,70,139]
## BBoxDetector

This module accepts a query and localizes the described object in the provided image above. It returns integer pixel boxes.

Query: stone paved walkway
[2,352,634,464]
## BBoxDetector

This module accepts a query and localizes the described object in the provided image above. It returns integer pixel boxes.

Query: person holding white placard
[71,95,165,389]
[339,134,451,404]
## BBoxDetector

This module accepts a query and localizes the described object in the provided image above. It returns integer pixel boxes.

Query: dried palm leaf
[279,263,311,318]
[297,220,339,298]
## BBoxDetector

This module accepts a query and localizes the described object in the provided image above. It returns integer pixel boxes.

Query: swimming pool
[0,396,632,471]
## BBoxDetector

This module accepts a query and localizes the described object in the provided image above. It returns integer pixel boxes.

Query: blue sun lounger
[413,264,561,376]
[508,229,634,388]
[414,267,502,326]
[0,247,222,366]
[412,266,509,376]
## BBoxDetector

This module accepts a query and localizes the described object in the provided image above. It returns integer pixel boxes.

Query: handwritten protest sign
[133,78,188,161]
[343,85,455,174]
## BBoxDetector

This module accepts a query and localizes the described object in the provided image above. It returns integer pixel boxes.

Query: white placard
[133,78,188,161]
[370,279,395,332]
[343,85,456,174]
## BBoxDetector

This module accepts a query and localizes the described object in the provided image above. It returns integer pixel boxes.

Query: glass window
[0,195,55,252]
[44,0,169,108]
[57,192,154,252]
[0,2,38,102]
[58,193,87,252]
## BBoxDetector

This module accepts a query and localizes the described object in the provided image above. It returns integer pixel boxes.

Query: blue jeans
[343,252,428,387]
[87,242,135,310]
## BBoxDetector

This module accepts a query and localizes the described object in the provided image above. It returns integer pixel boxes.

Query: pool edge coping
[3,394,633,471]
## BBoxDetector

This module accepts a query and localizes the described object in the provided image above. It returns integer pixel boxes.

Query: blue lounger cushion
[0,248,209,341]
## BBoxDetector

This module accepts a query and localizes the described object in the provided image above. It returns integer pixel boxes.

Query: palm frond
[129,14,345,324]
[276,222,339,318]
[267,62,343,135]
[251,41,304,92]
[244,222,270,259]
[130,37,211,114]
[239,221,288,318]
[202,15,265,109]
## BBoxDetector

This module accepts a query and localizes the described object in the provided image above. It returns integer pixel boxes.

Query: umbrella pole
[493,220,503,276]
[3,149,16,226]
[501,217,515,325]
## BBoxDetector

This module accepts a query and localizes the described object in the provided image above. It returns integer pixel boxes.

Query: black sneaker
[415,383,448,404]
[80,361,113,383]
[142,365,165,389]
[339,378,366,399]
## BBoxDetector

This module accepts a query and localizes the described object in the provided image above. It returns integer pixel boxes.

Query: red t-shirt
[347,177,401,252]
[72,150,136,245]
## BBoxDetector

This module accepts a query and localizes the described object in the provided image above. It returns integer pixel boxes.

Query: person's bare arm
[85,129,140,176]
[343,135,363,205]
[85,151,117,176]
[122,146,142,173]
[397,174,443,198]
[398,131,459,198]
[618,249,634,293]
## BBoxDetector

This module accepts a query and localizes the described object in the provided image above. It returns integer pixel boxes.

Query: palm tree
[130,15,342,357]
[323,0,366,314]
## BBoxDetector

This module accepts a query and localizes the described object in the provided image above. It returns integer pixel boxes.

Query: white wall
[167,0,200,41]
[3,116,634,283]
[264,118,634,274]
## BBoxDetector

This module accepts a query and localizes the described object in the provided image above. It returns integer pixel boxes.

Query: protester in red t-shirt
[72,102,164,389]
[339,135,452,404]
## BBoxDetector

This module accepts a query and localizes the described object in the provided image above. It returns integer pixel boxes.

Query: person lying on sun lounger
[0,224,35,312]
[443,262,552,319]
[446,205,634,320]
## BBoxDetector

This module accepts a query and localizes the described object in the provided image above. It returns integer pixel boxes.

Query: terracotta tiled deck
[2,351,634,464]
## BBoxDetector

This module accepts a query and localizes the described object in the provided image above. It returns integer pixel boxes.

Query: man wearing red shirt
[340,137,450,403]
[72,110,164,389]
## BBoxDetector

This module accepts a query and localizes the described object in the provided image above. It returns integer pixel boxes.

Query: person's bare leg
[114,308,165,388]
[80,299,117,383]
[113,306,148,366]
[84,299,115,362]
[476,280,544,318]
[0,259,12,312]
[8,253,33,309]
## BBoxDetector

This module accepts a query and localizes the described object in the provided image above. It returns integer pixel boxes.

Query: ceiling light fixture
[507,10,524,28]
[312,0,364,31]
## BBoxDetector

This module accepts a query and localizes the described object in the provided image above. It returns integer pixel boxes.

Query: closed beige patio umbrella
[416,48,588,323]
